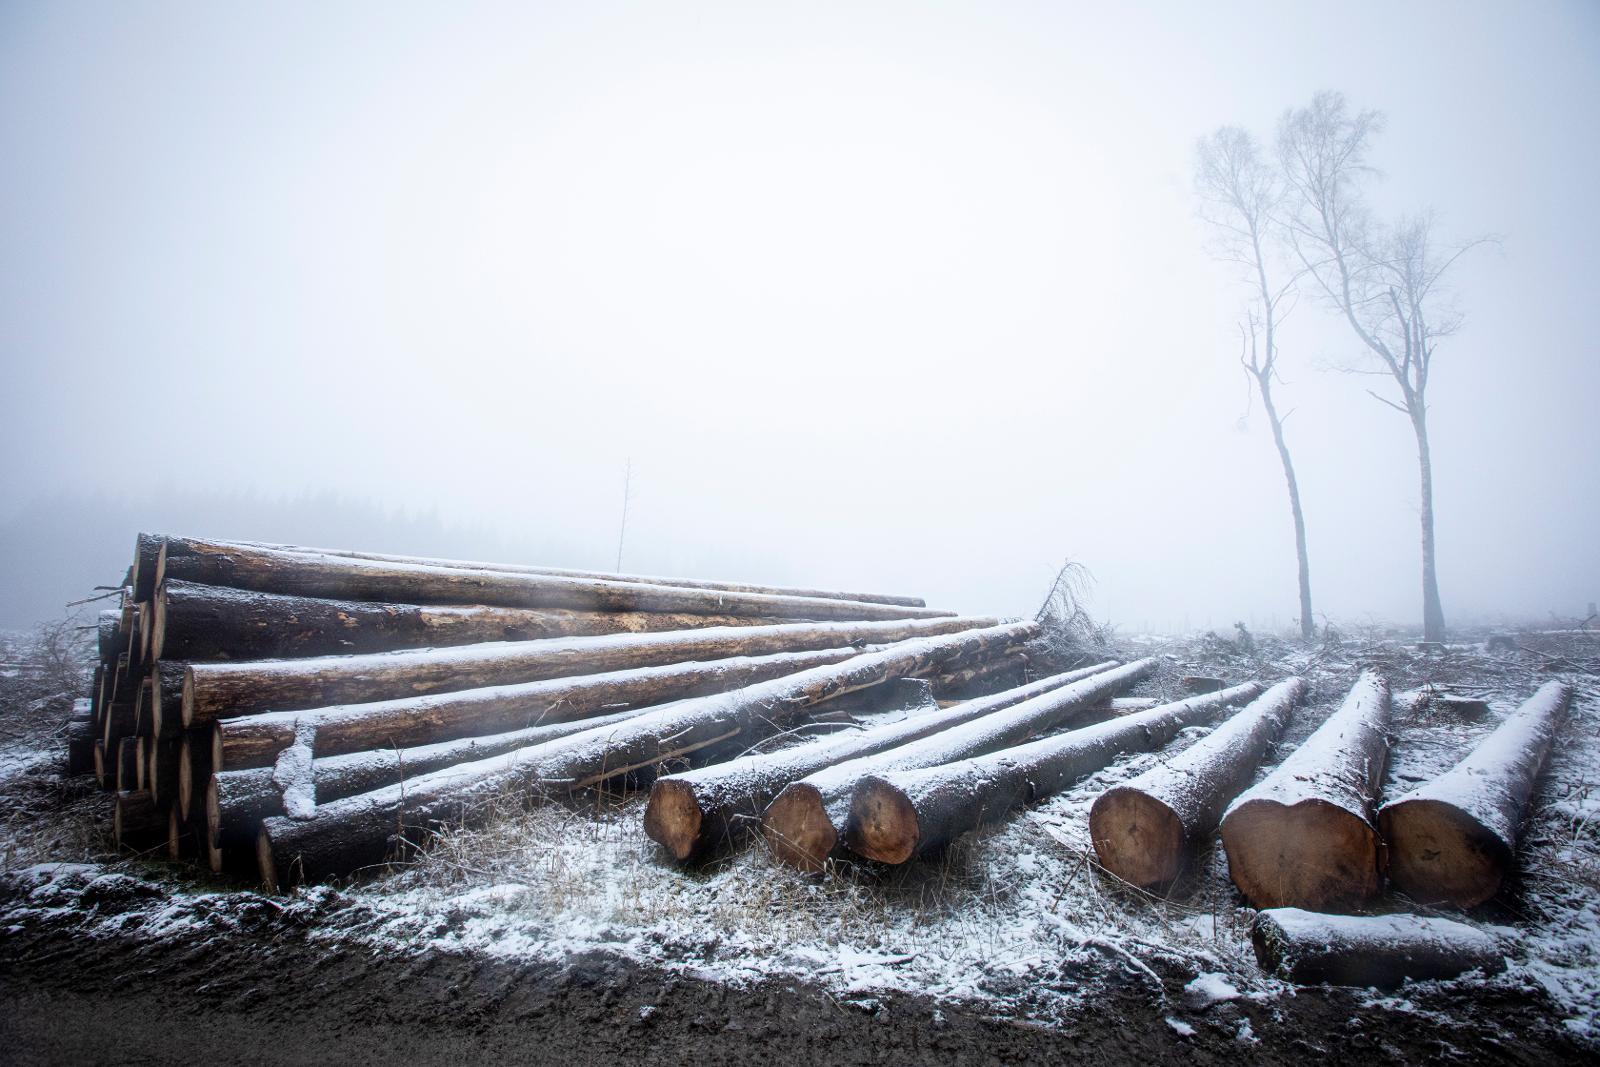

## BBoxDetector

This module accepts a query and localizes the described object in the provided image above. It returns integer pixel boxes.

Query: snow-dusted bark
[182,615,993,724]
[845,682,1265,865]
[760,659,1161,872]
[1090,677,1306,886]
[644,662,1120,862]
[1219,672,1392,910]
[1251,908,1503,987]
[1379,680,1574,908]
[114,788,164,851]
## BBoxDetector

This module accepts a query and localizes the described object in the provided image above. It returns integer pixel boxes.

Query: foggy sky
[2,1,1596,632]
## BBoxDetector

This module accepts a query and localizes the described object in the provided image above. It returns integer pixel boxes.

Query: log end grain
[1220,798,1383,911]
[1378,798,1510,910]
[761,783,837,872]
[642,779,704,862]
[1088,785,1186,887]
[842,777,920,865]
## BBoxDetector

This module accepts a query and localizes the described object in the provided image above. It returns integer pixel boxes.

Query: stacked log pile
[72,532,1035,882]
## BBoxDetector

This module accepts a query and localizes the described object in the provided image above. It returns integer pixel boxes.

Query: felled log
[647,661,1121,862]
[1219,671,1392,910]
[1251,908,1504,987]
[101,693,136,749]
[168,806,199,860]
[762,659,1160,871]
[152,580,793,662]
[97,609,122,661]
[1090,678,1306,886]
[149,661,185,738]
[178,732,212,822]
[114,789,166,851]
[116,737,141,791]
[131,532,164,601]
[209,704,654,850]
[257,621,1036,887]
[182,616,988,725]
[66,719,98,776]
[846,682,1266,864]
[212,644,875,771]
[155,538,947,621]
[146,735,182,807]
[930,654,1030,698]
[1379,681,1574,908]
[93,741,111,789]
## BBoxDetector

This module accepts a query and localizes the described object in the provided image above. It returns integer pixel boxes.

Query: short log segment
[183,616,990,725]
[647,661,1122,862]
[152,580,796,662]
[97,610,122,661]
[762,659,1160,872]
[1089,678,1306,887]
[846,682,1265,865]
[114,789,166,851]
[256,621,1036,887]
[1251,908,1504,987]
[1219,671,1392,911]
[1378,680,1574,908]
[155,538,947,621]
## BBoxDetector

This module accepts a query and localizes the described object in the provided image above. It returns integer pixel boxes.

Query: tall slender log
[1251,908,1504,987]
[1090,678,1307,887]
[763,659,1160,872]
[213,644,876,771]
[97,610,121,661]
[179,731,212,823]
[1219,671,1392,910]
[114,789,166,851]
[152,580,795,663]
[155,538,947,621]
[184,616,988,725]
[846,682,1266,864]
[1378,680,1574,908]
[648,661,1121,862]
[257,621,1036,888]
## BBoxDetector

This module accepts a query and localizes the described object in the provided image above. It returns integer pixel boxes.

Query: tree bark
[212,644,875,771]
[1251,908,1503,987]
[155,538,946,621]
[256,621,1036,887]
[131,532,163,601]
[116,737,141,792]
[66,718,98,776]
[929,654,1031,700]
[1378,680,1572,908]
[146,735,183,808]
[846,682,1265,864]
[646,661,1123,862]
[179,731,212,824]
[152,579,796,662]
[1256,370,1315,640]
[762,659,1160,872]
[1089,678,1306,886]
[1414,408,1446,642]
[1219,671,1392,910]
[184,616,987,725]
[97,610,121,661]
[93,741,110,789]
[114,789,166,851]
[150,661,185,738]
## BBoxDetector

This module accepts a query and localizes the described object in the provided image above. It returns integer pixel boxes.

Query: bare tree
[1195,127,1315,640]
[1276,91,1489,642]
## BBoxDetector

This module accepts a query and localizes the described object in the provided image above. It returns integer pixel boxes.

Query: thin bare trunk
[1413,406,1445,641]
[1256,372,1314,639]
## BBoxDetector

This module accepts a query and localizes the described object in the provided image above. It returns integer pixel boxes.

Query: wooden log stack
[67,532,1007,880]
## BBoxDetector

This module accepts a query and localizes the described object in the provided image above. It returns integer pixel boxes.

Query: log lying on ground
[1090,678,1307,887]
[97,610,121,661]
[114,789,165,851]
[1219,671,1392,911]
[155,538,947,621]
[256,621,1036,887]
[149,661,184,738]
[1378,680,1574,908]
[762,659,1160,871]
[66,719,98,776]
[647,661,1122,862]
[183,616,990,724]
[213,644,875,771]
[930,654,1030,698]
[210,704,656,849]
[153,580,794,662]
[846,682,1266,865]
[101,695,136,749]
[1251,908,1504,987]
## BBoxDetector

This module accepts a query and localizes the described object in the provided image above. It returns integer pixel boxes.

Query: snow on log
[149,661,184,738]
[1378,680,1574,908]
[213,644,884,772]
[182,615,990,725]
[846,682,1265,865]
[97,609,121,661]
[114,789,165,851]
[1219,671,1392,911]
[1089,678,1307,887]
[255,621,1036,887]
[207,534,928,607]
[1251,908,1504,987]
[645,661,1123,862]
[154,538,946,621]
[151,580,798,662]
[762,659,1160,872]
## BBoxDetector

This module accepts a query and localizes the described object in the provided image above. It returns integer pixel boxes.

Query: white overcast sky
[2,1,1596,630]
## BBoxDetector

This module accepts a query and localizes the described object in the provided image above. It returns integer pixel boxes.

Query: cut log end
[1220,798,1383,911]
[1379,798,1509,909]
[762,784,837,872]
[642,779,704,862]
[1251,908,1505,988]
[843,778,920,865]
[1088,786,1186,887]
